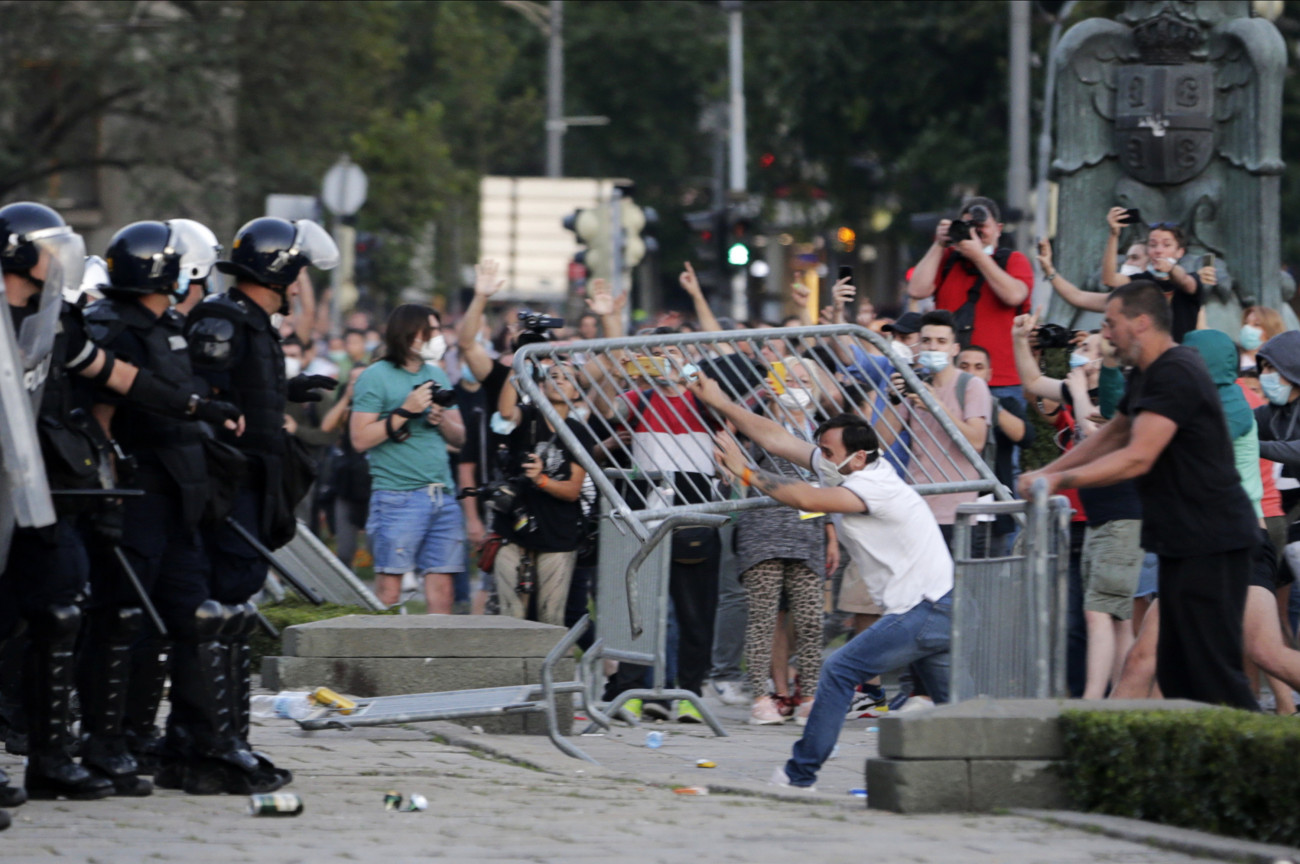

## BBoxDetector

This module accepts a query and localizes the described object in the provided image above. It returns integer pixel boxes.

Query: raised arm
[688,373,814,469]
[679,262,735,353]
[459,258,505,382]
[1101,207,1130,289]
[907,220,950,299]
[1039,238,1107,313]
[1011,311,1066,401]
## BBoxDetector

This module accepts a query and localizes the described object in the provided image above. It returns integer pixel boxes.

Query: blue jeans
[785,591,953,787]
[366,486,466,575]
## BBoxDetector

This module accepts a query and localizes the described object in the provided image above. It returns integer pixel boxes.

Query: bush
[1060,708,1300,846]
[250,595,396,669]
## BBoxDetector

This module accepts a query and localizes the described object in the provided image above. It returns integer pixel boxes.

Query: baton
[223,516,325,605]
[255,609,280,639]
[50,489,145,498]
[111,546,168,638]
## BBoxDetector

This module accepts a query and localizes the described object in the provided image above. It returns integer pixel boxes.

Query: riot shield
[0,281,55,567]
[17,227,84,377]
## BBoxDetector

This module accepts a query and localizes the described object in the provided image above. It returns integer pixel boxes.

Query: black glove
[194,398,242,427]
[288,374,338,403]
[92,498,125,545]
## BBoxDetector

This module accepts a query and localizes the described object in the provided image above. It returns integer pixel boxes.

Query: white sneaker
[794,698,814,727]
[749,695,786,726]
[894,695,936,714]
[768,765,816,792]
[711,679,751,706]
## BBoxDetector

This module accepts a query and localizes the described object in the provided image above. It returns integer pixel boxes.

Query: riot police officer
[80,220,237,796]
[180,216,338,794]
[0,202,239,801]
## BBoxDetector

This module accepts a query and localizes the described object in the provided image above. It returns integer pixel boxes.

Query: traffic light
[725,215,756,272]
[563,193,653,283]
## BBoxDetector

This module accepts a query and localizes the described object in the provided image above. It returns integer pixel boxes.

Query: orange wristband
[537,475,549,489]
[741,467,753,487]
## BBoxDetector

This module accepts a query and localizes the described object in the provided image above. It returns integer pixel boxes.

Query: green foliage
[250,595,396,670]
[1022,346,1071,472]
[1060,708,1300,846]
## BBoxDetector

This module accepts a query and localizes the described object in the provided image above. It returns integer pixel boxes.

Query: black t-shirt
[1117,345,1256,556]
[494,403,597,553]
[1169,278,1203,344]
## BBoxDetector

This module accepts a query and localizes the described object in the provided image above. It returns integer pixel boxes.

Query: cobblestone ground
[0,698,1215,864]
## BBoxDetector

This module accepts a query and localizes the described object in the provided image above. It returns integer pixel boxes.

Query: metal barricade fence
[950,483,1071,701]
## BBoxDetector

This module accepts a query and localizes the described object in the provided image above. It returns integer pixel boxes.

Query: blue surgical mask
[1261,371,1293,406]
[1240,325,1263,352]
[917,350,950,374]
[460,362,477,383]
[1068,352,1091,369]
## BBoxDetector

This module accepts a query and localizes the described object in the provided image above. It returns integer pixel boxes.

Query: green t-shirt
[352,360,457,491]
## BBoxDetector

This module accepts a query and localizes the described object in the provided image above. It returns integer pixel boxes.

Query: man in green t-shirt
[350,305,466,612]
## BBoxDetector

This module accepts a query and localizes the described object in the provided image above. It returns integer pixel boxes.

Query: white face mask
[284,356,302,378]
[1119,263,1144,277]
[982,244,995,256]
[419,333,447,363]
[816,450,866,487]
[777,387,813,411]
[889,341,914,365]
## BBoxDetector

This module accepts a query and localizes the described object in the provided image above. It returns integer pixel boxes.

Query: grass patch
[251,594,397,668]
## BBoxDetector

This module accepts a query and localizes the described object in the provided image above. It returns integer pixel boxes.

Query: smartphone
[1118,208,1141,225]
[1199,253,1214,269]
[624,357,668,380]
[837,265,853,284]
[766,360,787,395]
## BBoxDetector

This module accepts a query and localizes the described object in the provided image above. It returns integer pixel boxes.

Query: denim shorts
[366,486,466,575]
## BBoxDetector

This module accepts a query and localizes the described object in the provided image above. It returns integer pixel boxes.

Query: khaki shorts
[1081,519,1143,620]
[837,561,883,615]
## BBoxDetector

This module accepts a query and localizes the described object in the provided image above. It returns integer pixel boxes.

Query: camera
[945,204,991,247]
[1034,323,1074,350]
[457,477,526,516]
[412,381,457,407]
[518,309,564,333]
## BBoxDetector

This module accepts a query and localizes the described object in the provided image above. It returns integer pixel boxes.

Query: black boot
[0,767,26,808]
[0,630,29,756]
[122,634,170,775]
[77,608,151,796]
[155,601,259,795]
[24,606,112,800]
[226,603,290,791]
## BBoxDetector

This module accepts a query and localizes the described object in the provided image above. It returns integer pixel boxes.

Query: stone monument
[1047,0,1290,333]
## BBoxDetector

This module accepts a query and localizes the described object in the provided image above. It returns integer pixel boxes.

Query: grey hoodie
[1254,330,1300,470]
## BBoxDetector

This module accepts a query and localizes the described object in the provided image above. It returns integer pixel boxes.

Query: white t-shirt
[815,452,954,616]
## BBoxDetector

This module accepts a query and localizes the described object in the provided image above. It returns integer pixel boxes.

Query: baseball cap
[882,311,923,335]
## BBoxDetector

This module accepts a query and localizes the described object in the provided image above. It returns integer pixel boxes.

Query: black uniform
[81,297,212,792]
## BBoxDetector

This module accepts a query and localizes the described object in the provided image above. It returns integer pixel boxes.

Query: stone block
[969,760,1068,810]
[878,698,1211,760]
[866,758,969,813]
[282,614,567,659]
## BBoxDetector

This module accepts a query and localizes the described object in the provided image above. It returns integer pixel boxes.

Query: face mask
[1261,372,1293,406]
[460,362,477,384]
[284,356,302,378]
[419,333,446,363]
[982,244,995,256]
[777,387,813,411]
[270,312,285,331]
[1119,263,1144,277]
[328,349,348,365]
[917,350,950,374]
[365,338,380,353]
[1240,325,1264,352]
[489,411,518,436]
[889,341,914,365]
[1068,352,1091,369]
[572,404,591,422]
[816,451,865,487]
[171,273,191,306]
[679,363,700,382]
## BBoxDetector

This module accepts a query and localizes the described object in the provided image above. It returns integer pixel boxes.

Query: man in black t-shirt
[1020,280,1258,710]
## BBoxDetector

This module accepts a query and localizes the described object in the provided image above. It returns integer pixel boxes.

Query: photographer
[350,305,466,612]
[490,361,595,625]
[906,197,1033,402]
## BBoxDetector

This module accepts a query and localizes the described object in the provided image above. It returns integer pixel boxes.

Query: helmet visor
[69,255,109,306]
[18,228,84,369]
[291,220,340,271]
[167,218,220,281]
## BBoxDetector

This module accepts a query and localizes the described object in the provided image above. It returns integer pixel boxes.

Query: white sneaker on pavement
[711,679,751,706]
[749,695,786,726]
[794,698,814,727]
[768,765,816,792]
[894,695,936,714]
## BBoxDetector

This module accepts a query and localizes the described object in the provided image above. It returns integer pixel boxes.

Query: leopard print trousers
[742,558,823,700]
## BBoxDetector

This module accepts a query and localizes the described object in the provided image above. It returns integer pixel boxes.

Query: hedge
[250,595,396,669]
[1060,708,1300,846]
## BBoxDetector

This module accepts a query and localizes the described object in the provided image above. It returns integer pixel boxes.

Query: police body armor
[84,299,209,529]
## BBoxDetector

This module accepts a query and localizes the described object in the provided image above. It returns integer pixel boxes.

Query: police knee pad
[26,605,81,640]
[236,602,259,639]
[190,600,233,642]
[223,604,250,641]
[87,606,145,642]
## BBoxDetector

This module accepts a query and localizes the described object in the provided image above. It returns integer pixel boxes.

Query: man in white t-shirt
[690,375,954,790]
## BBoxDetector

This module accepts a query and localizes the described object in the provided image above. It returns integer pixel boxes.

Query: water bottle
[249,691,315,720]
[645,730,664,749]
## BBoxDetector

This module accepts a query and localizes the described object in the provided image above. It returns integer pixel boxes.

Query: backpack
[955,371,998,469]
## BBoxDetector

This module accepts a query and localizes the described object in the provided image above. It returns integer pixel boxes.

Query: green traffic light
[727,242,750,266]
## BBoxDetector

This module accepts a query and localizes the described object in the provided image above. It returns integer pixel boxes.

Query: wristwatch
[185,393,201,416]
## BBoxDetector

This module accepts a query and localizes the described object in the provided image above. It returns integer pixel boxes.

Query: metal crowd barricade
[299,324,1019,762]
[949,480,1071,701]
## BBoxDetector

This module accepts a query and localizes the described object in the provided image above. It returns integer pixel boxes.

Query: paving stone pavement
[0,691,1222,863]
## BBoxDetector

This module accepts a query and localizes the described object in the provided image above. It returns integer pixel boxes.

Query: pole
[1007,0,1032,251]
[1032,0,1077,310]
[545,0,564,177]
[725,1,747,321]
[610,186,625,329]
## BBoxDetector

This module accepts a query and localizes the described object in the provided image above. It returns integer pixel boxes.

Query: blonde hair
[1243,305,1286,341]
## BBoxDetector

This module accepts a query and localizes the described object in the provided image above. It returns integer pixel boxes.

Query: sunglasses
[1147,221,1181,230]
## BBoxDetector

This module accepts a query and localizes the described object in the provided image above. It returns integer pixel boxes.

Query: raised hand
[679,262,704,299]
[790,281,812,307]
[585,277,615,316]
[1012,310,1039,343]
[1036,237,1053,272]
[475,258,506,297]
[1106,207,1127,235]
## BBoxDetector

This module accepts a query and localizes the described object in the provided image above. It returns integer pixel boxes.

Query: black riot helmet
[215,217,339,290]
[0,202,71,277]
[103,221,188,298]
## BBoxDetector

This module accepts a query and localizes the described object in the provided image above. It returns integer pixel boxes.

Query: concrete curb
[1015,809,1300,864]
